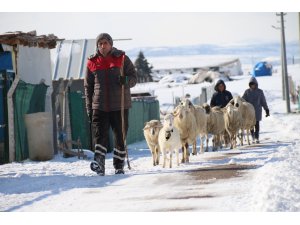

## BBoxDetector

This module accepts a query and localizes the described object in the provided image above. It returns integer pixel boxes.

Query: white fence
[192,84,215,106]
[174,83,215,106]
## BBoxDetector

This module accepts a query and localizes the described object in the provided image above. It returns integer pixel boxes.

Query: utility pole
[277,12,291,113]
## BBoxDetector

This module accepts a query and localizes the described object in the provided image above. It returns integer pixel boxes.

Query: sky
[0,12,299,51]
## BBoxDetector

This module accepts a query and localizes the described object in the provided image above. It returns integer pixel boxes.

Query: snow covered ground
[1,63,300,212]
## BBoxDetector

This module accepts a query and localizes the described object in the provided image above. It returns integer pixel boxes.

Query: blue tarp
[252,61,272,77]
[0,52,13,71]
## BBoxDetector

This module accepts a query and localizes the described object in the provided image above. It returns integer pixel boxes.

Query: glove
[265,109,270,117]
[87,110,92,123]
[119,76,128,85]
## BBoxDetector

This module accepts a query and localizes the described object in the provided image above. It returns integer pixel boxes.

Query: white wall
[18,46,52,85]
[17,46,53,112]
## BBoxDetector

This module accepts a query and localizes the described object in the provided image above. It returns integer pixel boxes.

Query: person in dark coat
[84,33,137,175]
[242,77,270,143]
[210,79,233,108]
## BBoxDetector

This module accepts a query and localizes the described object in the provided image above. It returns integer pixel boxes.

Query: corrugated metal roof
[52,38,132,80]
[52,39,96,80]
[0,31,63,49]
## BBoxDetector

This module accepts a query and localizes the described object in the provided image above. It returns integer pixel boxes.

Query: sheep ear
[143,123,149,130]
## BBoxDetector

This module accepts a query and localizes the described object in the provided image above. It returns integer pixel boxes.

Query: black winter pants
[251,121,260,140]
[92,109,129,169]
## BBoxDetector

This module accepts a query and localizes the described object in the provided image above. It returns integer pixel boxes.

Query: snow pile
[250,141,300,211]
[158,73,193,86]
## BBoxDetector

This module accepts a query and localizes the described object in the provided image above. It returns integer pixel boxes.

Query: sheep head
[231,96,245,108]
[202,103,211,114]
[163,114,175,129]
[143,120,162,136]
[180,98,195,111]
[172,105,188,120]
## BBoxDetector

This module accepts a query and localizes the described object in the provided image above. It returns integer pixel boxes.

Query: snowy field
[0,63,300,212]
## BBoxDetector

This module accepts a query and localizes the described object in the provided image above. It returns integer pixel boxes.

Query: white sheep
[173,104,198,163]
[179,98,208,154]
[158,114,182,168]
[224,103,242,149]
[143,120,163,166]
[230,96,256,145]
[202,104,225,151]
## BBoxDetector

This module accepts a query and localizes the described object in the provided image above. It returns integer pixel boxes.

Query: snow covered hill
[0,64,300,212]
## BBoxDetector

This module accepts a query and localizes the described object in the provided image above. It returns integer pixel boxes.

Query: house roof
[0,30,63,49]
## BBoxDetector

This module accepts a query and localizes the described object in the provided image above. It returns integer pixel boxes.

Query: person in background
[84,33,137,176]
[210,79,233,108]
[242,77,270,144]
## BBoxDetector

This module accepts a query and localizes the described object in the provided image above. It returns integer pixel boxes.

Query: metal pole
[299,13,300,63]
[280,12,291,113]
[299,13,300,45]
[281,33,286,100]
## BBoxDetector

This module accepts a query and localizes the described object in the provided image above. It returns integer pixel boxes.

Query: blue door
[0,51,14,164]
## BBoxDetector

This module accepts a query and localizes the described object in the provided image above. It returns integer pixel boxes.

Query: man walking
[242,77,270,144]
[84,33,137,175]
[210,79,233,108]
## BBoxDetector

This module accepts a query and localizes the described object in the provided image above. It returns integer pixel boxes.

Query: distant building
[152,58,243,79]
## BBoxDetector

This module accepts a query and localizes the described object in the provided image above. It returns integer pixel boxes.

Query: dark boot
[114,160,125,175]
[91,153,105,176]
[115,168,125,174]
[90,161,105,176]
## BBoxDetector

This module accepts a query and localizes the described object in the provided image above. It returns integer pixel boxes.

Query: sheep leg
[155,146,160,165]
[192,140,197,155]
[233,132,237,149]
[233,133,236,149]
[212,136,216,151]
[200,135,205,154]
[181,143,189,163]
[163,150,166,168]
[181,145,185,163]
[185,143,190,163]
[214,135,219,151]
[205,137,209,152]
[176,149,180,166]
[219,134,223,149]
[169,150,172,168]
[237,131,241,147]
[151,150,156,166]
[247,129,251,145]
[216,135,221,151]
[240,130,244,146]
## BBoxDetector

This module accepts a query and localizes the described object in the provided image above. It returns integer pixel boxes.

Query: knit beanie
[96,33,113,46]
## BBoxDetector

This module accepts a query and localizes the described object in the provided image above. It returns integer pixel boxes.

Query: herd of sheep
[143,96,256,168]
